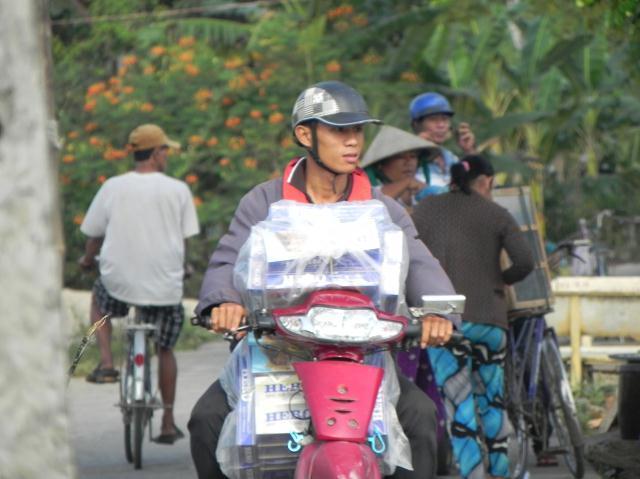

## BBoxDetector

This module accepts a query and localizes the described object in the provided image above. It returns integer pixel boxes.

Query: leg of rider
[188,380,231,479]
[158,346,177,434]
[91,291,114,369]
[151,304,185,435]
[428,323,486,479]
[391,373,438,479]
[467,323,509,479]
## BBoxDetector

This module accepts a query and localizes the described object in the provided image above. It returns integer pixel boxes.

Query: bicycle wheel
[505,351,530,479]
[121,339,134,463]
[132,401,145,469]
[541,332,585,478]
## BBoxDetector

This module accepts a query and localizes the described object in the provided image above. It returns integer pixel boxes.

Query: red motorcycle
[195,292,464,478]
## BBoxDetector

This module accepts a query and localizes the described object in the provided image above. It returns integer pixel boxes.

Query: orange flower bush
[244,157,258,169]
[83,99,97,112]
[325,60,342,73]
[103,148,128,161]
[224,57,244,69]
[401,71,420,83]
[84,122,98,132]
[140,102,154,112]
[179,51,195,63]
[185,174,199,184]
[206,136,219,147]
[121,55,138,66]
[269,112,285,124]
[184,64,200,76]
[86,82,106,97]
[150,45,166,56]
[225,117,242,128]
[194,88,213,102]
[178,36,196,48]
[249,109,263,119]
[228,136,246,150]
[188,135,204,146]
[62,154,76,163]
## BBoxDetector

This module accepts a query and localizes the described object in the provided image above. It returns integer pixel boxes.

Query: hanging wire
[51,0,280,26]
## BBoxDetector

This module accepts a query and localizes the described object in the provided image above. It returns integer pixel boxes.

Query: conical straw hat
[361,125,440,169]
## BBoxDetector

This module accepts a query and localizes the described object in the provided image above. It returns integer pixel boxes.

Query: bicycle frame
[126,321,157,402]
[509,315,546,401]
[507,315,585,479]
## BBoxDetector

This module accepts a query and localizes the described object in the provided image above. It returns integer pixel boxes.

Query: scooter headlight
[278,307,403,343]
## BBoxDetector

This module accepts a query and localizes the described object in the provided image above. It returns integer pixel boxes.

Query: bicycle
[506,314,586,479]
[118,310,163,469]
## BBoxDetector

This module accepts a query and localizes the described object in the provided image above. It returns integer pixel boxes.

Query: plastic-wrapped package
[217,199,414,477]
[233,199,409,315]
[217,334,412,478]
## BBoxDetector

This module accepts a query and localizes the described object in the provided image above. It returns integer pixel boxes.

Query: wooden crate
[493,187,554,318]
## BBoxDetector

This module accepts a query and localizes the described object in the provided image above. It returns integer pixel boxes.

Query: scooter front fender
[294,441,380,479]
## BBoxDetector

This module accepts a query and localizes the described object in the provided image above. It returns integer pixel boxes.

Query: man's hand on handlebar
[211,302,247,339]
[420,315,453,349]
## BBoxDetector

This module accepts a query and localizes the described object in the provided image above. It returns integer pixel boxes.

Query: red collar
[282,158,372,203]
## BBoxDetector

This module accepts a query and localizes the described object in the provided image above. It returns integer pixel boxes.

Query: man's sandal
[86,366,119,383]
[152,426,185,445]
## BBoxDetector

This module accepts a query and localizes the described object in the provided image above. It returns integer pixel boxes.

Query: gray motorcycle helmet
[291,81,382,129]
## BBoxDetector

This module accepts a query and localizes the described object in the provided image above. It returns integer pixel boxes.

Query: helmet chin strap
[307,122,344,179]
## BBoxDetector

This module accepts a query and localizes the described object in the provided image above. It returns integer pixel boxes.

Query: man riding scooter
[188,80,459,478]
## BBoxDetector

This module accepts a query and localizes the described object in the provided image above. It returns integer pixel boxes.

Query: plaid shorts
[93,278,184,349]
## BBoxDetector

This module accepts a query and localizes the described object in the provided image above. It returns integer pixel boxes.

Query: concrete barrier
[546,277,640,386]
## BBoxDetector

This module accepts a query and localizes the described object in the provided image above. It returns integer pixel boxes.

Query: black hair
[450,154,494,194]
[133,147,155,161]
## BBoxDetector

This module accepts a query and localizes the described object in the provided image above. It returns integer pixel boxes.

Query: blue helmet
[409,92,454,121]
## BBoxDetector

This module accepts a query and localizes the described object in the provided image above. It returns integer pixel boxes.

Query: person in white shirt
[79,124,200,444]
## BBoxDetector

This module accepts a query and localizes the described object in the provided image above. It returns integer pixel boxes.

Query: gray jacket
[196,177,458,325]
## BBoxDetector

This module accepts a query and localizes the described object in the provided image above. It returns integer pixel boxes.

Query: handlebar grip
[404,322,464,344]
[404,320,422,339]
[190,315,211,330]
[249,310,276,333]
[448,330,464,345]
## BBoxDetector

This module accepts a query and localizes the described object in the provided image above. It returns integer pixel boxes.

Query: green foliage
[54,0,640,294]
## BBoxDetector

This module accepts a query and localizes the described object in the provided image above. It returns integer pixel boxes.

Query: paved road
[68,341,600,478]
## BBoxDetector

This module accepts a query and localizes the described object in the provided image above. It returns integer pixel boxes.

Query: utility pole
[0,0,74,477]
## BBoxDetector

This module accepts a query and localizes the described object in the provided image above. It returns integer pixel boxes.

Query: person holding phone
[409,92,477,189]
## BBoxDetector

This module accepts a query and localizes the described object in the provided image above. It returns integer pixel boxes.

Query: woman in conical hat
[361,125,441,209]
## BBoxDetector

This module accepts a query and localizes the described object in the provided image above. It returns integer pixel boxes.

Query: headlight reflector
[278,307,403,343]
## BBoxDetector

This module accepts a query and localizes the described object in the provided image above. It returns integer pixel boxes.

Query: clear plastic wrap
[233,199,409,315]
[217,334,412,478]
[217,199,414,477]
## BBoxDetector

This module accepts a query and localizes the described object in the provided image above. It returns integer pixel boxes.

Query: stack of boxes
[235,200,407,315]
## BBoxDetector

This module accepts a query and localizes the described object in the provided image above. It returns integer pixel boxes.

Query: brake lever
[222,324,252,342]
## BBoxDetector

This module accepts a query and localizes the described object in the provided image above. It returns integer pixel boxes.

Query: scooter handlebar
[404,319,463,346]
